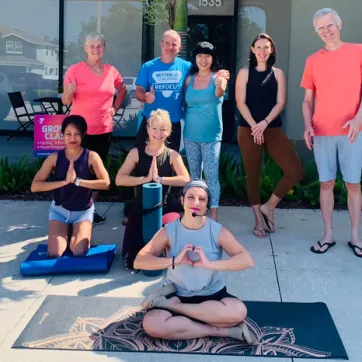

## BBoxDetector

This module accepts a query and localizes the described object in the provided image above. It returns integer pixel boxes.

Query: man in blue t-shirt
[135,30,192,151]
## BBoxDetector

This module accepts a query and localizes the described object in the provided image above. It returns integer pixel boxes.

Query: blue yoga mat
[142,183,162,277]
[20,244,116,276]
[142,183,162,243]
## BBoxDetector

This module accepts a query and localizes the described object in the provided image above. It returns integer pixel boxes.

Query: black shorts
[149,286,238,322]
[82,132,112,162]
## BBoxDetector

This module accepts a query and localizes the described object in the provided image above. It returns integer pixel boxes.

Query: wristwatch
[157,176,163,184]
[74,177,81,187]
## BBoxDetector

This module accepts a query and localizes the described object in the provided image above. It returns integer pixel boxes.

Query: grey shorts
[49,201,95,225]
[313,134,362,183]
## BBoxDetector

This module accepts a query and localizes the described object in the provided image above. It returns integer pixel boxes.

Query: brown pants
[237,126,304,205]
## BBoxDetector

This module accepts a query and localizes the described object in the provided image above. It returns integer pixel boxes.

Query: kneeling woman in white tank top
[134,180,256,344]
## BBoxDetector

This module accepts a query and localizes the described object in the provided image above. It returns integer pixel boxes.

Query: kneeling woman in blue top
[183,42,228,222]
[31,115,110,258]
[134,180,256,344]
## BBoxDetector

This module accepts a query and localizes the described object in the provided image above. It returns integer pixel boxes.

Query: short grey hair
[84,32,106,46]
[313,8,342,30]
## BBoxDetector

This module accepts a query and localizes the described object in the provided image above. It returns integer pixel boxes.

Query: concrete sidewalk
[0,200,360,362]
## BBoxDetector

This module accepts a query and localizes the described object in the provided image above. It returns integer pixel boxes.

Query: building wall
[286,0,362,139]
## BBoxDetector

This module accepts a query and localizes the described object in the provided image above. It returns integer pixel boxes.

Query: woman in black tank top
[116,109,190,271]
[235,33,304,238]
[31,115,110,258]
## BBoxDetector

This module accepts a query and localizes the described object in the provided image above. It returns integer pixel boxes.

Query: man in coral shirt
[301,8,362,257]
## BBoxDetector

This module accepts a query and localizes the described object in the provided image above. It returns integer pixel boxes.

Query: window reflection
[0,0,59,126]
[64,0,143,137]
[236,6,266,69]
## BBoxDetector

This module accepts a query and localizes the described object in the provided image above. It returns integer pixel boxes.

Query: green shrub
[0,155,42,192]
[0,148,357,209]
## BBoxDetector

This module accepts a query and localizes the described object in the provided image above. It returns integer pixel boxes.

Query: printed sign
[34,115,66,157]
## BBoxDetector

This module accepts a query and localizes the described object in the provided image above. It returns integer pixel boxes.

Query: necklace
[86,61,103,74]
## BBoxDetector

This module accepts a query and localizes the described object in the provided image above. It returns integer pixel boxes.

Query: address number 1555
[199,0,222,6]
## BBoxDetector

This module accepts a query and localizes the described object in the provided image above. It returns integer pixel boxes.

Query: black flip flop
[310,241,336,254]
[260,210,275,233]
[347,242,362,258]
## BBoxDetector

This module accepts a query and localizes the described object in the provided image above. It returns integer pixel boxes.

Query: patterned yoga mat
[13,295,348,359]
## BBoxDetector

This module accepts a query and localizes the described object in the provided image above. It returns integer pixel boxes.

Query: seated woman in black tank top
[116,109,190,272]
[31,115,110,258]
[235,33,303,238]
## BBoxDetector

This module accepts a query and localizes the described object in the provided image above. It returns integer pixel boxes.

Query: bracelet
[172,256,175,270]
[264,119,270,125]
[157,176,163,184]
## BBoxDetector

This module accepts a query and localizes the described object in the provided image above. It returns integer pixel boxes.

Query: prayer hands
[151,156,159,182]
[66,161,77,185]
[145,156,159,183]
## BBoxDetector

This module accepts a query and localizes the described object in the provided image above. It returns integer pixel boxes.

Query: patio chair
[113,93,131,129]
[7,91,45,140]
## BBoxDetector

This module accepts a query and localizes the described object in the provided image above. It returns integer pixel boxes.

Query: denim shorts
[313,134,362,183]
[49,201,95,224]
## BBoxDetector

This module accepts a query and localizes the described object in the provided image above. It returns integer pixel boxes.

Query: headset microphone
[192,212,206,217]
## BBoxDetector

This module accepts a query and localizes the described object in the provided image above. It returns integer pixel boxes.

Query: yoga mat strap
[142,201,163,215]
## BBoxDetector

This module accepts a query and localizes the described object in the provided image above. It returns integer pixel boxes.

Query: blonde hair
[147,109,172,136]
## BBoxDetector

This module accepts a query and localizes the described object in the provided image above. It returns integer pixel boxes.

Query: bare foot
[349,237,362,257]
[228,322,257,344]
[253,226,266,238]
[150,296,180,309]
[260,204,275,232]
[310,234,334,252]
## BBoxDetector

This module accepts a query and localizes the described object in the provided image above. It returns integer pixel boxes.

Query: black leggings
[122,199,183,269]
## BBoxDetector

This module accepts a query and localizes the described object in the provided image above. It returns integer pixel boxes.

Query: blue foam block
[20,244,116,276]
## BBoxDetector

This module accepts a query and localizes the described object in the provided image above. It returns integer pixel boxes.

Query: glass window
[64,0,143,137]
[0,0,59,127]
[236,6,266,69]
[14,41,22,54]
[6,41,14,53]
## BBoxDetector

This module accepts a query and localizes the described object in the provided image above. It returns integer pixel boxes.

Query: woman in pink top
[62,32,127,223]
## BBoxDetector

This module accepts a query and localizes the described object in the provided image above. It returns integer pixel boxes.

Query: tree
[64,2,144,77]
[143,0,188,59]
